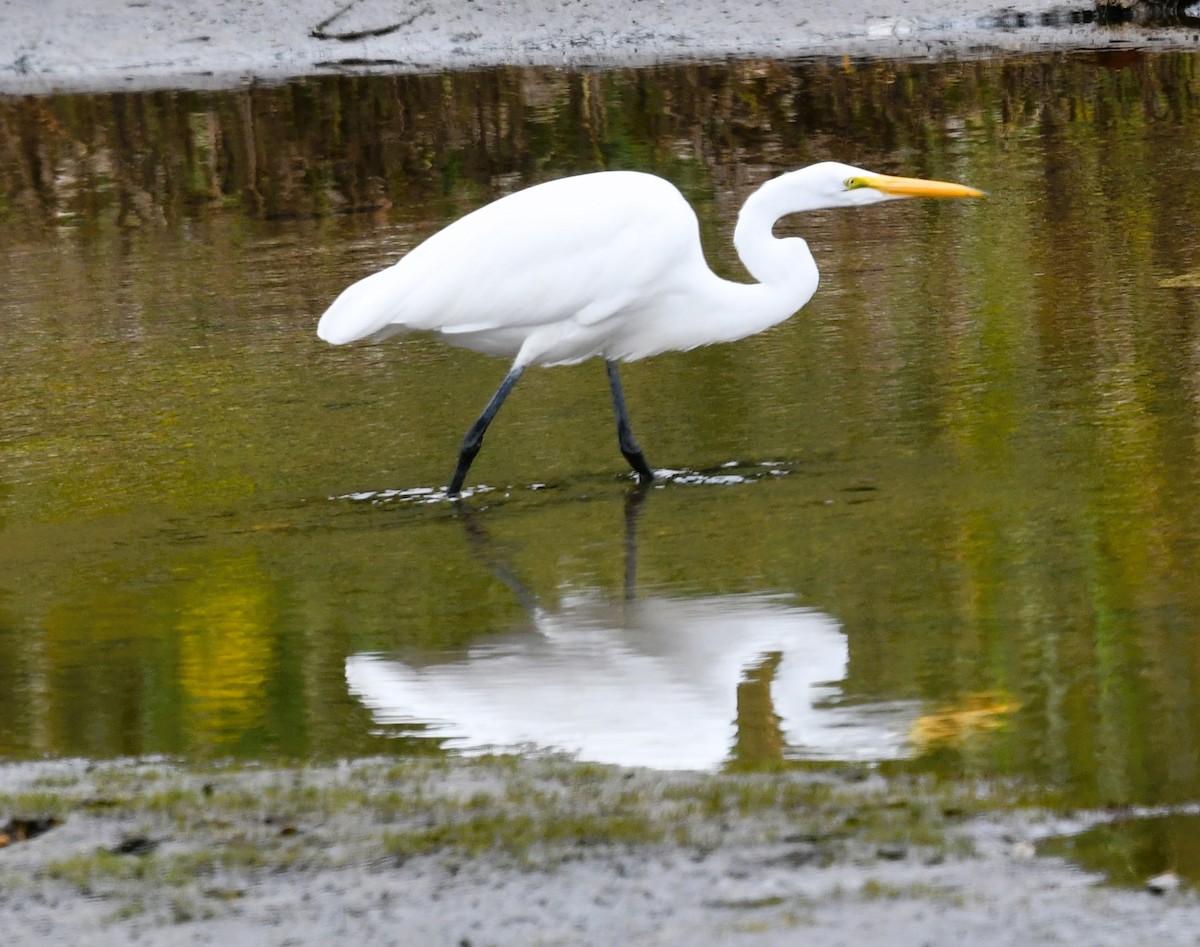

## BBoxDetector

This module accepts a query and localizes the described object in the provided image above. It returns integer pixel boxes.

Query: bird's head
[733,161,984,288]
[778,161,986,210]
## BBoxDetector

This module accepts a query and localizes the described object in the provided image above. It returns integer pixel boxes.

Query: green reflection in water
[1040,814,1200,890]
[0,53,1198,806]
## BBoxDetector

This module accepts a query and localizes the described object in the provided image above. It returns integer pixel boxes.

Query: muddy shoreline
[1,0,1198,95]
[4,756,1200,946]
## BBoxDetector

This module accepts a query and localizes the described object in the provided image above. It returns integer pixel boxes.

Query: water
[1,53,1199,805]
[1040,813,1200,891]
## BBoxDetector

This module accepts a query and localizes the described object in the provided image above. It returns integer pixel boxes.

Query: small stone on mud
[771,845,821,868]
[112,835,159,856]
[1147,871,1181,895]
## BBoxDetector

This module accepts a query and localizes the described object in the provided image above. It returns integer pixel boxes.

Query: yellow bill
[857,173,986,199]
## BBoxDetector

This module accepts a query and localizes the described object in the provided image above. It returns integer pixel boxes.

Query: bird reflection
[345,491,918,770]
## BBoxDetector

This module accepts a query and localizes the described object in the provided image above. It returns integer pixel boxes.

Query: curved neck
[726,176,820,316]
[625,176,824,357]
[733,175,819,284]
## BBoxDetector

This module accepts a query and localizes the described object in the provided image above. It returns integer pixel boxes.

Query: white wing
[316,172,705,364]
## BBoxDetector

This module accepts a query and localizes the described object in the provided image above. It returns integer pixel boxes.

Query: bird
[317,161,984,494]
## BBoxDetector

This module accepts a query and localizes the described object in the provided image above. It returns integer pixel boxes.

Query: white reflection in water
[346,591,919,770]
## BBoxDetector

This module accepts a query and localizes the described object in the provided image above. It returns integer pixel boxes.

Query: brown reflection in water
[2,55,1192,231]
[731,651,786,769]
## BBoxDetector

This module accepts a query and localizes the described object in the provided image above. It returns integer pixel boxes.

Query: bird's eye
[844,177,867,191]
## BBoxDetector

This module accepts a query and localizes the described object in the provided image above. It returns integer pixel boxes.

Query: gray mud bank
[2,757,1199,946]
[1,0,1198,94]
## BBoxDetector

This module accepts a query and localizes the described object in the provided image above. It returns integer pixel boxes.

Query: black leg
[449,365,524,496]
[605,359,654,484]
[622,481,650,601]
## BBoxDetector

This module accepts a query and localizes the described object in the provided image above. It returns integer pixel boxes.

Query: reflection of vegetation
[731,652,786,770]
[0,603,27,758]
[909,693,1020,749]
[3,55,1193,228]
[1,53,1199,809]
[176,552,274,747]
[1040,813,1200,889]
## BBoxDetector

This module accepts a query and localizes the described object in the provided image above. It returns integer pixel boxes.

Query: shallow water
[1041,813,1200,890]
[1,53,1199,806]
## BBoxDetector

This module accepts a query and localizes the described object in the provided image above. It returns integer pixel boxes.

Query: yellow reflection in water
[176,552,274,747]
[909,691,1019,749]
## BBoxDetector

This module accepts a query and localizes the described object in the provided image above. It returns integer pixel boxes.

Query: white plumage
[317,162,982,493]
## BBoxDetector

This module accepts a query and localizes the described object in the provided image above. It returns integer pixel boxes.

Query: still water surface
[1,53,1199,806]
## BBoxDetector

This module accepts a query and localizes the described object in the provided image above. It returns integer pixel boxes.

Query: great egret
[317,162,983,493]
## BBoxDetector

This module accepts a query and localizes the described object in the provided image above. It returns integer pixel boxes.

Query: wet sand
[4,756,1200,946]
[0,0,1196,94]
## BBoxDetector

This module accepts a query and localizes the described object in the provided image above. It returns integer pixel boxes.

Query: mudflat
[0,0,1195,93]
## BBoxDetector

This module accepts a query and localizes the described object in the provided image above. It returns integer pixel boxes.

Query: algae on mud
[2,756,1199,945]
[0,756,1037,916]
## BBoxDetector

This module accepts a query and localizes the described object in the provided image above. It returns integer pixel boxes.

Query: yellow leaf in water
[1159,271,1200,288]
[910,692,1020,748]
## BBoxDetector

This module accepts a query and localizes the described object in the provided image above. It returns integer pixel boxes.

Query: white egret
[317,162,984,493]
